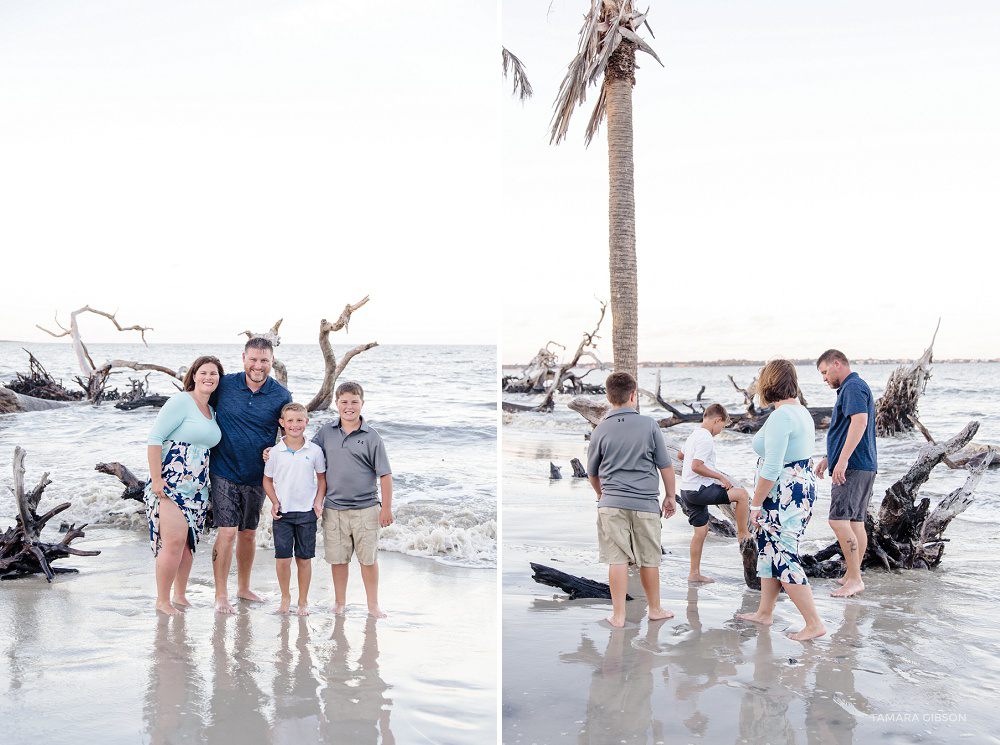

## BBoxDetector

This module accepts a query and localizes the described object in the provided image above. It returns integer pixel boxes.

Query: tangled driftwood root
[1,448,100,580]
[801,422,993,577]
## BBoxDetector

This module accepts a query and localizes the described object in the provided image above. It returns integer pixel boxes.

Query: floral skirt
[755,458,816,585]
[144,440,211,556]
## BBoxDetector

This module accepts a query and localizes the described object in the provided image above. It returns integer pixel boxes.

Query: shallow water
[503,362,1000,744]
[0,530,497,745]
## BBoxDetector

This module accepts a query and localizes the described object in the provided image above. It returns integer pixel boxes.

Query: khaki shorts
[597,507,662,567]
[323,505,380,565]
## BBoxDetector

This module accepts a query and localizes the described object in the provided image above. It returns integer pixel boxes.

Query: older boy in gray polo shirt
[587,372,678,628]
[312,381,393,618]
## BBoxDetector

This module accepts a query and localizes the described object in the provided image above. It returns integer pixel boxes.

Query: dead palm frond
[502,47,534,101]
[549,1,662,146]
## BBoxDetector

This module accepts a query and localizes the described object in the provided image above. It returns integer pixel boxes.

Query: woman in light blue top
[145,355,223,616]
[737,359,827,641]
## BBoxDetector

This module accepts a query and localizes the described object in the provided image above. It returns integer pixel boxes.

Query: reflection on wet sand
[143,612,395,744]
[145,616,206,744]
[321,615,394,744]
[736,591,871,745]
[552,574,881,745]
[273,617,322,744]
[204,612,269,743]
[558,583,666,744]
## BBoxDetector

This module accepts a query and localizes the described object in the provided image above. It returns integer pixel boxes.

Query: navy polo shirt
[826,372,877,472]
[210,373,292,485]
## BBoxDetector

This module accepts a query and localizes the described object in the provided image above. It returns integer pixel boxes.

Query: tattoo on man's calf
[212,548,218,562]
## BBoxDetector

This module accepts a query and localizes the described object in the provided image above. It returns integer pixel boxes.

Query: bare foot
[368,606,387,619]
[831,579,864,597]
[156,601,182,616]
[171,595,192,608]
[237,589,265,603]
[835,576,847,585]
[688,573,715,583]
[215,597,236,614]
[736,611,773,626]
[788,623,827,641]
[278,596,291,614]
[332,603,346,616]
[648,607,674,621]
[295,604,310,617]
[738,532,752,544]
[604,614,625,628]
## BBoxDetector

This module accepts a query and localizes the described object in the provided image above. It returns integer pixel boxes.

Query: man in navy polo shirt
[816,349,877,599]
[210,337,292,613]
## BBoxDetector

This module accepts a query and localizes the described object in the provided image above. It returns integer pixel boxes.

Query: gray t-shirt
[312,417,391,510]
[587,407,672,513]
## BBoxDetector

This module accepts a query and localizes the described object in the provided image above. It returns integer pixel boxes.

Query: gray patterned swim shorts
[209,473,266,531]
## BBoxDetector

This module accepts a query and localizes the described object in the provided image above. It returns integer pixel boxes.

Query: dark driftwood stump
[114,395,168,410]
[0,448,100,580]
[801,422,992,577]
[530,562,633,601]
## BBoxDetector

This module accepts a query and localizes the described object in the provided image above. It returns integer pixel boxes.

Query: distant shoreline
[503,358,1000,369]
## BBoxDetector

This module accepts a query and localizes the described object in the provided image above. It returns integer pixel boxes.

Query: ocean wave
[250,498,496,568]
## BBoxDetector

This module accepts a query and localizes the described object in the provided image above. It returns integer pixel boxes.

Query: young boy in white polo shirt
[263,402,327,615]
[678,404,751,582]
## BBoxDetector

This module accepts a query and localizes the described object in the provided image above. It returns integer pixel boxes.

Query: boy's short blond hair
[703,403,729,422]
[279,402,308,418]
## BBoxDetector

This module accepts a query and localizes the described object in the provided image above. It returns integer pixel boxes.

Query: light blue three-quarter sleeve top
[752,404,815,481]
[147,392,222,449]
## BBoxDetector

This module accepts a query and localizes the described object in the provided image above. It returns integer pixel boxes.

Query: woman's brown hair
[756,359,799,407]
[182,355,224,391]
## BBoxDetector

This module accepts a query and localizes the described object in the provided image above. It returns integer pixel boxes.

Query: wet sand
[503,418,1000,745]
[0,529,496,745]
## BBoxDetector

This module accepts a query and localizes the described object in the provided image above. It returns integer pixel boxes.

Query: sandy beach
[502,366,1000,744]
[0,528,496,745]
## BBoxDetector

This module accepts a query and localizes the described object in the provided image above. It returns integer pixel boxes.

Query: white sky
[0,1,500,346]
[502,0,1000,363]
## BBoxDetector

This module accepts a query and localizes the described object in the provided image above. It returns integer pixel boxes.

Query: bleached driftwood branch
[306,297,378,412]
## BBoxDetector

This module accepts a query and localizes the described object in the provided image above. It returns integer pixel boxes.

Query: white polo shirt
[680,427,719,490]
[263,437,327,512]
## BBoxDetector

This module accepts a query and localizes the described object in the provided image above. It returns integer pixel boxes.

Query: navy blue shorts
[679,483,731,527]
[273,510,318,559]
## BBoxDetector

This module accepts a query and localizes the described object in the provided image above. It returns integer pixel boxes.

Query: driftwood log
[801,421,993,577]
[0,387,70,415]
[502,302,609,412]
[1,448,100,580]
[874,321,938,436]
[95,462,145,503]
[530,562,632,601]
[306,297,379,412]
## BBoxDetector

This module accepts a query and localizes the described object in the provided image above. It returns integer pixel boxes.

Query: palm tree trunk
[605,40,638,388]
